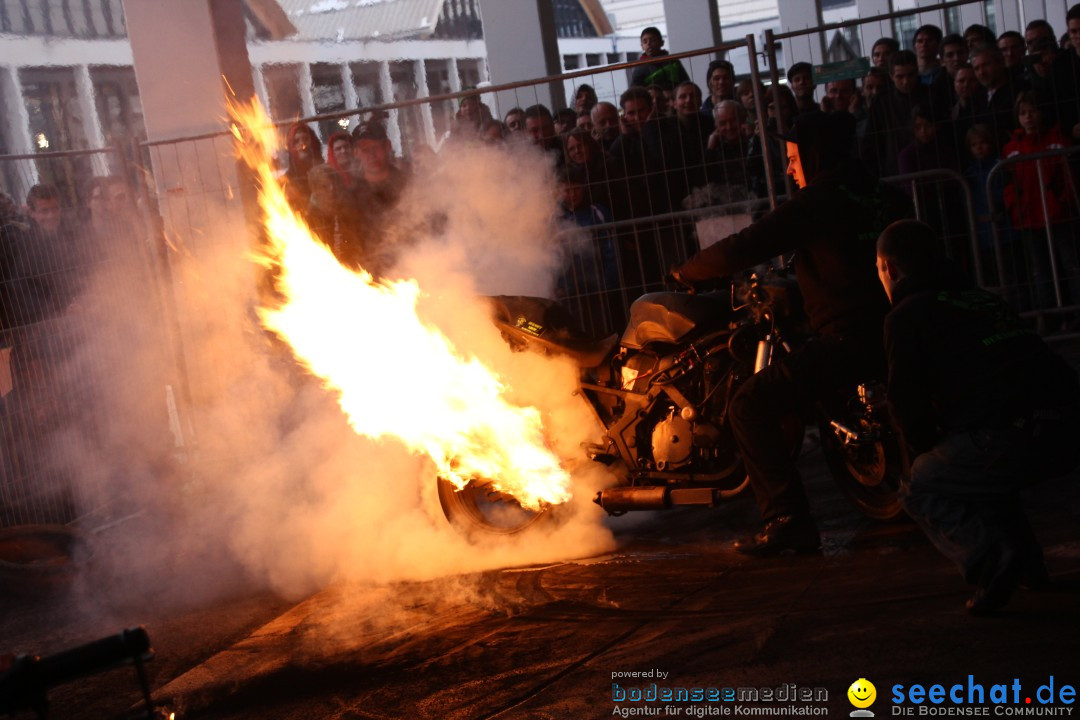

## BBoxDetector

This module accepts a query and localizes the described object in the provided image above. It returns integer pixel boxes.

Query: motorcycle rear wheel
[437,477,552,538]
[819,421,906,521]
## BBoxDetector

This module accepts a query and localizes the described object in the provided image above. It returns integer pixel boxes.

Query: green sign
[812,57,871,85]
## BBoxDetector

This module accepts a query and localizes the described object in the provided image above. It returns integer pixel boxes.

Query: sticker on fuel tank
[515,316,544,336]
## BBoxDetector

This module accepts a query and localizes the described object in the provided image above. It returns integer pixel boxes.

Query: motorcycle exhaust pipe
[593,486,670,513]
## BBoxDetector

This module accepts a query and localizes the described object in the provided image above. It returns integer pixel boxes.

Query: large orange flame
[229,99,571,510]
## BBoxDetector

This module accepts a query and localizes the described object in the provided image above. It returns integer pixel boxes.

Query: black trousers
[728,333,885,524]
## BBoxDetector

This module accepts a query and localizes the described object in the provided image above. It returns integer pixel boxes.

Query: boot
[733,515,821,557]
[966,542,1023,616]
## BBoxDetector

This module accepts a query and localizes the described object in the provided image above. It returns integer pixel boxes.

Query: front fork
[829,383,886,448]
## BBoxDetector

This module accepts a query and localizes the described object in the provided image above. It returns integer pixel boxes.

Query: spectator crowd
[7,9,1080,339]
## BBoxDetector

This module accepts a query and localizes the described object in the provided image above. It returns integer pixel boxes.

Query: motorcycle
[437,270,909,537]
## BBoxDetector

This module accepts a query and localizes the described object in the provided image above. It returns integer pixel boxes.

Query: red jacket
[1002,125,1073,229]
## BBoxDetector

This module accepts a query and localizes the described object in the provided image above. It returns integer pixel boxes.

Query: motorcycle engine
[651,407,693,470]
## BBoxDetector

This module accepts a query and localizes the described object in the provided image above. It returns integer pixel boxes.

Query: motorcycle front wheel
[437,477,552,538]
[818,421,907,521]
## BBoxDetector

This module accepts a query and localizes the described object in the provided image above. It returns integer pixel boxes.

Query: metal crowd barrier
[0,146,177,529]
[985,144,1080,322]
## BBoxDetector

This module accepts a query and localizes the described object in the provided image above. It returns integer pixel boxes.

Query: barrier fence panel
[882,168,982,282]
[551,199,773,337]
[0,147,176,529]
[986,145,1080,328]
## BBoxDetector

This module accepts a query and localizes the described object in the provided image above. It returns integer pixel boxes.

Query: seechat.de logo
[849,678,878,717]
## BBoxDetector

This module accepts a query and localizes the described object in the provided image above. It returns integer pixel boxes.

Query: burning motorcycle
[437,270,908,536]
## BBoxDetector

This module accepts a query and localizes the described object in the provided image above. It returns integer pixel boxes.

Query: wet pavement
[3,432,1079,720]
[157,457,1077,720]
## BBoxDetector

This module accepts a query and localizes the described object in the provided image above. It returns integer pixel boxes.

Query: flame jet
[228,98,571,511]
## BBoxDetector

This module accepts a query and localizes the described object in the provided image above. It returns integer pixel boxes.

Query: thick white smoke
[37,131,619,621]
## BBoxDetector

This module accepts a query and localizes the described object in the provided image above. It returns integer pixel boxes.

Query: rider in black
[671,111,913,555]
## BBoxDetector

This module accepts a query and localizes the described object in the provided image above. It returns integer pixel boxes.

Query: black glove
[665,267,697,294]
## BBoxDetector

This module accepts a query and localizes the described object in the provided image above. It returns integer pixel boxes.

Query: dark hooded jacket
[884,265,1080,454]
[677,157,912,338]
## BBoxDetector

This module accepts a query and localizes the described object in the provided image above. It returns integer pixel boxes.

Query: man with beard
[590,102,621,152]
[670,112,913,555]
[705,100,753,191]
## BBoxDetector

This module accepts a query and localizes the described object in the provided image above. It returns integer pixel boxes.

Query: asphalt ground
[4,432,1076,720]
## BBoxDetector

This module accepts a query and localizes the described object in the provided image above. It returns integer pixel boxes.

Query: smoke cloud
[24,132,619,631]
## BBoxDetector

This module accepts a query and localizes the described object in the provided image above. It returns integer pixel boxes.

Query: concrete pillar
[663,0,722,58]
[252,64,271,117]
[379,61,402,156]
[298,61,316,119]
[476,0,564,113]
[124,0,263,421]
[413,59,436,150]
[0,64,37,189]
[74,65,109,175]
[340,63,359,129]
[856,0,892,61]
[777,0,826,72]
[125,0,256,140]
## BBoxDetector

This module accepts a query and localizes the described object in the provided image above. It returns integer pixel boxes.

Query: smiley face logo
[848,678,877,709]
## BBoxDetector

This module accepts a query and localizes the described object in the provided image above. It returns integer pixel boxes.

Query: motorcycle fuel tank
[621,292,730,349]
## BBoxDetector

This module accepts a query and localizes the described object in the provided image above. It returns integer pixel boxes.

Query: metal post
[747,33,778,212]
[985,171,1010,295]
[132,142,199,451]
[1035,158,1065,308]
[763,29,796,199]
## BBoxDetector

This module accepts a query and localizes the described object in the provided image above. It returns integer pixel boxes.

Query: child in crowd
[1003,91,1080,321]
[555,165,618,316]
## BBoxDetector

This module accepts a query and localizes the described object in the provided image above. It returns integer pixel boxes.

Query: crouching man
[876,219,1080,615]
